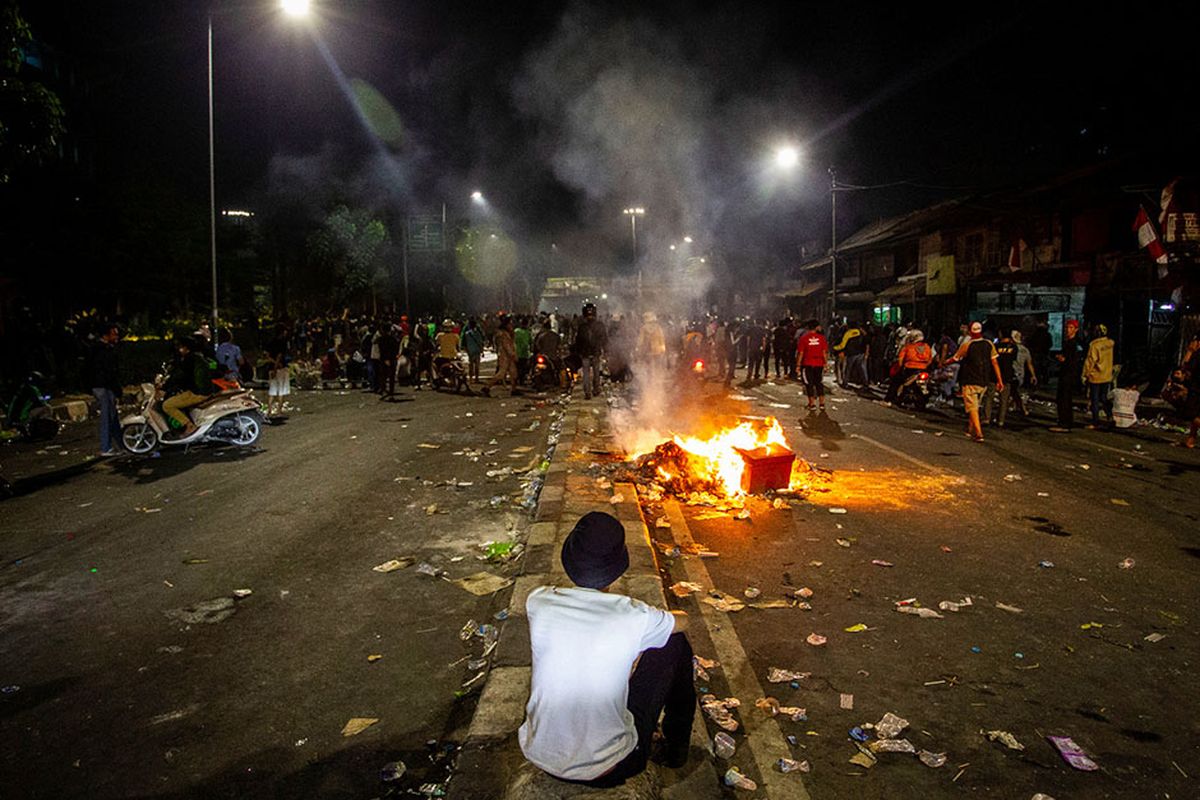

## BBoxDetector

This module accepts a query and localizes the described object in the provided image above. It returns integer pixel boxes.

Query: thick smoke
[513,5,730,449]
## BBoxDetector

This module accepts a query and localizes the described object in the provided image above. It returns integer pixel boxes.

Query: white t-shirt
[518,586,675,781]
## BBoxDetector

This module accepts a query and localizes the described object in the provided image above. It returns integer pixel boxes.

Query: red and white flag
[1133,206,1168,265]
[1006,239,1027,272]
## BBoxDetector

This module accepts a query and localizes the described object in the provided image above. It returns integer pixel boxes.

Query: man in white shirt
[518,512,693,787]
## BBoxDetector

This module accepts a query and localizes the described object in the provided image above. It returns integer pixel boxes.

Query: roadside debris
[983,729,1024,751]
[713,732,736,759]
[995,601,1025,614]
[701,694,741,731]
[938,597,972,612]
[669,581,704,597]
[806,633,827,646]
[743,587,761,599]
[452,572,513,596]
[373,557,415,573]
[723,767,757,791]
[895,599,943,619]
[380,761,407,782]
[1118,557,1135,569]
[341,717,380,737]
[1047,735,1099,771]
[777,757,809,773]
[755,697,807,721]
[839,693,854,710]
[918,750,947,768]
[415,562,444,578]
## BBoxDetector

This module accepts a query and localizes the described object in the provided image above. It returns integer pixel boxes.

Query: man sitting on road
[519,511,694,787]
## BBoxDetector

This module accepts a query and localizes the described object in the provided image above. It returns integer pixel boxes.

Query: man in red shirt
[796,320,829,411]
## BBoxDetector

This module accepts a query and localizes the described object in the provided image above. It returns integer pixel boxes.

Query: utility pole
[207,15,218,330]
[829,166,838,323]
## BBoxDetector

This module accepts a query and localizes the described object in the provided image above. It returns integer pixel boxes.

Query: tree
[308,205,391,311]
[0,1,66,182]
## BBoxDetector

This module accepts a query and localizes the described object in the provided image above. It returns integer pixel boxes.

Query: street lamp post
[830,166,838,322]
[208,0,310,330]
[623,206,645,293]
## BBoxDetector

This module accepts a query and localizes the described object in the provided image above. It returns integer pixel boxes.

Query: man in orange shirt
[885,330,934,403]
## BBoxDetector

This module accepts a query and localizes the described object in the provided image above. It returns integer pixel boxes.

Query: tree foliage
[308,205,391,305]
[0,1,66,182]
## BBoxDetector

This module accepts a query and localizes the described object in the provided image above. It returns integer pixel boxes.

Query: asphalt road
[649,378,1200,799]
[0,387,560,799]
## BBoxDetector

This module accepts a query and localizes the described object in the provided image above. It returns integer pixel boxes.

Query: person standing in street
[574,303,607,399]
[984,329,1018,427]
[462,317,485,382]
[215,328,244,382]
[377,324,400,399]
[796,320,828,411]
[483,315,518,397]
[947,321,1004,442]
[87,324,122,456]
[514,317,533,385]
[1051,319,1084,432]
[771,319,790,379]
[1011,331,1037,418]
[1083,323,1115,429]
[266,324,291,419]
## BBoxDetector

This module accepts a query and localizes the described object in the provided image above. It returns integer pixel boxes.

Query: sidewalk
[447,397,721,800]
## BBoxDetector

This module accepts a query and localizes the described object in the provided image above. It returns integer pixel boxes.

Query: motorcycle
[433,356,473,394]
[4,372,60,441]
[531,352,574,392]
[895,369,932,411]
[120,373,264,454]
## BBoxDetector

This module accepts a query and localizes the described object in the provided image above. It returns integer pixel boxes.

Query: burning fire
[672,418,791,496]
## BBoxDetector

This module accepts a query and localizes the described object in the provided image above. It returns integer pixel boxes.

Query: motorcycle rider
[885,329,934,404]
[161,336,212,439]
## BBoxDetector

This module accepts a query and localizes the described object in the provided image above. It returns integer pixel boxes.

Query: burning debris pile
[618,417,829,502]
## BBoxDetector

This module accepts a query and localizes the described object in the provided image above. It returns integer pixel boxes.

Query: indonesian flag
[1006,239,1027,272]
[1133,206,1168,265]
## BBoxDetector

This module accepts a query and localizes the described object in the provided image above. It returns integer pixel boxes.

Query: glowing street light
[281,0,311,17]
[669,244,676,251]
[470,190,484,204]
[683,235,693,244]
[775,145,800,170]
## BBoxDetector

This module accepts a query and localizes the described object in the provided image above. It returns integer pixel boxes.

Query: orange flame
[672,417,791,496]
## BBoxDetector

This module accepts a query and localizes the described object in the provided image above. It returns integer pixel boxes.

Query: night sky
[24,0,1200,272]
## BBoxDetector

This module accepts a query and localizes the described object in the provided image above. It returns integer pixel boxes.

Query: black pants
[802,365,825,400]
[1057,374,1076,427]
[576,633,695,788]
[380,359,396,396]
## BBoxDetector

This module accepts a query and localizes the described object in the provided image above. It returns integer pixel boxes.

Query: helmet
[908,329,924,343]
[1096,323,1108,336]
[582,302,597,317]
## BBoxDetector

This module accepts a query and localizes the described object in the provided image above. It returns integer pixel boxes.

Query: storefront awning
[875,274,927,302]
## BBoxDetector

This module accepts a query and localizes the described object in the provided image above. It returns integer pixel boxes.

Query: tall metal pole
[207,15,219,330]
[401,216,410,317]
[829,166,838,323]
[631,214,640,295]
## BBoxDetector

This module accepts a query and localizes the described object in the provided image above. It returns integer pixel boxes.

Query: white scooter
[120,376,265,454]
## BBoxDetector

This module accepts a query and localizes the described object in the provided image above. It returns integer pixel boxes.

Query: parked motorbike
[120,374,264,454]
[433,357,473,394]
[531,352,574,392]
[4,372,60,441]
[895,369,932,411]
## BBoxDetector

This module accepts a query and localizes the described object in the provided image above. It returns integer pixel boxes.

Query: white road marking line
[848,432,962,478]
[1079,439,1154,460]
[654,494,811,800]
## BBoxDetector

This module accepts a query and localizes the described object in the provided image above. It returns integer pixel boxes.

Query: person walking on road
[947,321,1004,442]
[87,324,121,456]
[215,328,245,382]
[482,315,518,397]
[796,320,828,411]
[1051,319,1084,432]
[518,511,694,787]
[1011,330,1037,418]
[1083,323,1115,429]
[266,324,291,418]
[377,324,400,399]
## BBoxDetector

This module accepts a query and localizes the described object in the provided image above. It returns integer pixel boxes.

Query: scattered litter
[417,443,440,449]
[844,623,869,633]
[940,545,952,553]
[367,654,383,663]
[755,697,807,721]
[778,757,809,773]
[703,591,746,613]
[735,508,751,521]
[829,507,848,514]
[983,729,1024,751]
[839,693,854,710]
[938,597,972,612]
[452,572,513,596]
[1003,474,1023,482]
[1037,491,1050,497]
[1038,560,1055,568]
[373,558,415,573]
[701,694,741,731]
[609,494,625,505]
[808,560,823,567]
[1047,735,1099,771]
[483,541,517,561]
[341,717,379,737]
[848,750,876,768]
[165,597,236,625]
[655,516,671,529]
[669,581,704,597]
[1079,464,1090,470]
[1080,621,1104,630]
[1118,557,1135,569]
[425,504,440,516]
[380,761,407,782]
[1110,498,1130,507]
[724,767,757,791]
[795,587,814,599]
[713,731,736,759]
[494,609,509,621]
[918,750,947,768]
[836,538,852,548]
[995,602,1024,614]
[806,633,827,647]
[232,588,252,599]
[749,599,791,609]
[1144,632,1166,643]
[871,559,894,568]
[767,667,810,684]
[743,587,761,599]
[150,706,198,725]
[294,738,308,747]
[768,402,791,409]
[511,446,533,454]
[875,712,909,738]
[896,603,943,619]
[415,562,443,578]
[870,738,916,754]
